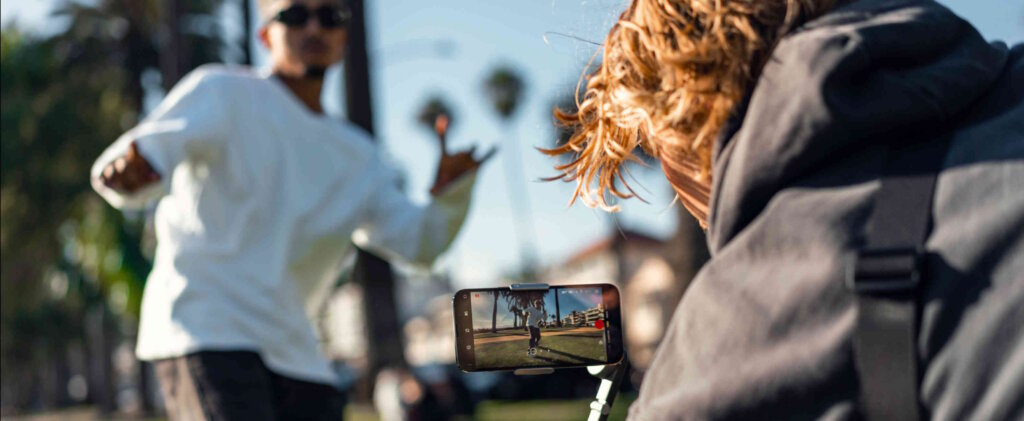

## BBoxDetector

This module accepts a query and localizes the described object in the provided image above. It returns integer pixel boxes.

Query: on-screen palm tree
[492,290,499,333]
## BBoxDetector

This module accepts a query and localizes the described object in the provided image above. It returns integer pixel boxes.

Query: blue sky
[554,286,603,315]
[4,1,1021,288]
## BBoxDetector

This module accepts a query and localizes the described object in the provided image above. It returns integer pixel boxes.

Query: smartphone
[452,283,624,372]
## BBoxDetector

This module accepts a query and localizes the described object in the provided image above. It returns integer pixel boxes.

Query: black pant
[528,326,541,348]
[154,351,346,421]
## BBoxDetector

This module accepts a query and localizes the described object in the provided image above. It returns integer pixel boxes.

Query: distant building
[542,229,682,370]
[562,304,605,327]
[320,268,458,369]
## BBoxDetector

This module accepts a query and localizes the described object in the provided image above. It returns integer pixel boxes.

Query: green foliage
[1,0,232,333]
[483,66,526,119]
[0,27,140,410]
[0,28,137,315]
[501,290,545,317]
[1,0,229,410]
[416,95,454,132]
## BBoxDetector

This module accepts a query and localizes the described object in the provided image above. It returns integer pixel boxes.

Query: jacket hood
[707,0,1010,251]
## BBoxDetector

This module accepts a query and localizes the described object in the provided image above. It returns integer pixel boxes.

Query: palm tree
[483,65,539,279]
[416,95,455,132]
[341,1,414,396]
[499,290,546,331]
[484,67,523,118]
[42,0,226,413]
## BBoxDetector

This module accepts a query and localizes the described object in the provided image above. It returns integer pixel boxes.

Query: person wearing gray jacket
[547,0,1022,419]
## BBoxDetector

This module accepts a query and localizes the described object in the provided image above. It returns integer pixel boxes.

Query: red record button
[595,320,605,329]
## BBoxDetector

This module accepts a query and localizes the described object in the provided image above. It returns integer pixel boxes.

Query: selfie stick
[508,283,628,421]
[586,360,628,421]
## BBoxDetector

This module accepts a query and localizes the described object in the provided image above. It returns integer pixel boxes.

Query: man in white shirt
[92,0,489,419]
[522,299,547,356]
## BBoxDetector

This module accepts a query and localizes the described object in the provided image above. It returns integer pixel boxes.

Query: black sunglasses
[271,4,351,29]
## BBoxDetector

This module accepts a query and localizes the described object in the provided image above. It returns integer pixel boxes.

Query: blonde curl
[543,0,838,226]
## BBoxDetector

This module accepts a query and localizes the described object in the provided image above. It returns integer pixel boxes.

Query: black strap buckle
[845,247,922,294]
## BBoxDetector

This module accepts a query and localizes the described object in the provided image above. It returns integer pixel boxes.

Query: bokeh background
[2,0,1021,419]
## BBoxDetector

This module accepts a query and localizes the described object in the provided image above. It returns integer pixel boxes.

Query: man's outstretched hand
[430,115,495,196]
[100,141,160,194]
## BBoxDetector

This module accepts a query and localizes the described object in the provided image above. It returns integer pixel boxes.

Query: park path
[473,328,601,345]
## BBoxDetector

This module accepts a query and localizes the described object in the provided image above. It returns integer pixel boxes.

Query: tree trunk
[343,0,407,402]
[610,215,627,286]
[343,0,375,132]
[664,204,709,308]
[491,291,498,333]
[241,0,253,65]
[138,361,154,415]
[352,251,404,380]
[160,0,187,90]
[499,121,538,279]
[86,306,117,415]
[554,291,561,327]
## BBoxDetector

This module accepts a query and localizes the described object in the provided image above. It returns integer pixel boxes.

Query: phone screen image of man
[469,287,609,369]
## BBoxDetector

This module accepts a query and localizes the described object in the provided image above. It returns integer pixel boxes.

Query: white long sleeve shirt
[90,65,476,385]
[524,307,546,328]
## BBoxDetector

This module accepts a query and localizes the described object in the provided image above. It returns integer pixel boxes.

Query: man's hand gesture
[429,115,495,196]
[100,141,160,194]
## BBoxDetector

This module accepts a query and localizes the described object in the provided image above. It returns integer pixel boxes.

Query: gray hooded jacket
[628,0,1023,419]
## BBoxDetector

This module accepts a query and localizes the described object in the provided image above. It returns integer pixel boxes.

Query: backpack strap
[846,134,952,420]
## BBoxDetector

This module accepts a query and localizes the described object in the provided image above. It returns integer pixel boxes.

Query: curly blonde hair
[544,0,838,226]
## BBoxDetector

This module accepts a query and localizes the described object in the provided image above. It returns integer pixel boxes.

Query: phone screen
[453,284,623,372]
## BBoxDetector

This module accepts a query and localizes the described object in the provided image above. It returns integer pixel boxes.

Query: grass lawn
[474,332,606,368]
[2,394,635,421]
[474,396,635,421]
[473,330,530,340]
[346,394,637,421]
[0,407,168,421]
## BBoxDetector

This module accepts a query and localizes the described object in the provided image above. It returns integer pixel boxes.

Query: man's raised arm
[91,66,229,209]
[353,115,493,267]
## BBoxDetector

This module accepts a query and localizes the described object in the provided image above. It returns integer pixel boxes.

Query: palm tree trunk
[665,202,709,308]
[500,121,539,279]
[555,292,561,327]
[160,0,186,90]
[241,0,252,65]
[491,291,498,333]
[343,0,407,401]
[86,306,117,415]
